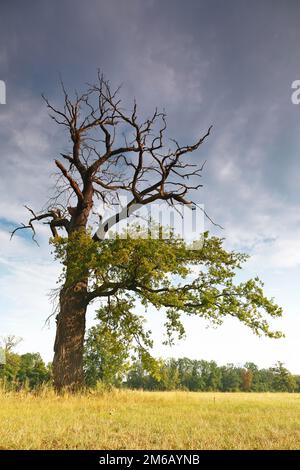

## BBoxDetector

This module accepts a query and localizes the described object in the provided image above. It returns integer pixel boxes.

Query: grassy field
[0,389,300,450]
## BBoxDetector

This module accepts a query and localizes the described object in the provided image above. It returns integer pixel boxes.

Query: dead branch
[11,206,70,243]
[16,73,214,243]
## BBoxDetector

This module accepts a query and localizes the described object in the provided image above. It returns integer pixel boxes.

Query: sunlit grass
[0,389,299,449]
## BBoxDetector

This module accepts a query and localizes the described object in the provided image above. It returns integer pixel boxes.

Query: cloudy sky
[1,0,300,371]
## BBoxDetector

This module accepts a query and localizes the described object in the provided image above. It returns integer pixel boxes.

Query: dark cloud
[1,0,300,251]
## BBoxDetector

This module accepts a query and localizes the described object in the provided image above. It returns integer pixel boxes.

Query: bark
[52,279,88,391]
[52,183,93,392]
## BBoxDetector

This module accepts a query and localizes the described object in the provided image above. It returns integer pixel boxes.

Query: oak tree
[13,74,282,391]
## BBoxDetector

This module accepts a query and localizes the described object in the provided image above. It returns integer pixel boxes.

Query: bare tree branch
[16,73,214,243]
[11,205,70,243]
[55,160,83,201]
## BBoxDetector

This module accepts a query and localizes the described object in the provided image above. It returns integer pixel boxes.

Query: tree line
[0,336,298,392]
[125,358,298,392]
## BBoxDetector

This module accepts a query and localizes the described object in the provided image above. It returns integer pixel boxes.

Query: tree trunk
[52,279,88,392]
[52,183,93,391]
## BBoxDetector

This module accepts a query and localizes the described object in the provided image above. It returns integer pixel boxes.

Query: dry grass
[0,389,299,449]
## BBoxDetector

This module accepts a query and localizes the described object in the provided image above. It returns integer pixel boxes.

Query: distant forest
[125,358,299,393]
[0,345,298,393]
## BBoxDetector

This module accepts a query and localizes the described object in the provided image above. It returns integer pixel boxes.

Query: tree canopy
[52,224,283,373]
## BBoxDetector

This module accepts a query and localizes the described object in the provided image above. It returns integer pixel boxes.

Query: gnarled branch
[11,206,70,244]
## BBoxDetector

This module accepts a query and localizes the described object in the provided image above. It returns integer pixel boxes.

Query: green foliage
[51,226,283,367]
[16,353,50,389]
[1,340,298,393]
[126,358,298,393]
[220,364,243,392]
[0,351,21,384]
[270,362,298,392]
[0,352,50,390]
[84,311,132,387]
[83,298,162,387]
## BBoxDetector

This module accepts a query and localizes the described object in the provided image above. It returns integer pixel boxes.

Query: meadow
[0,389,299,450]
